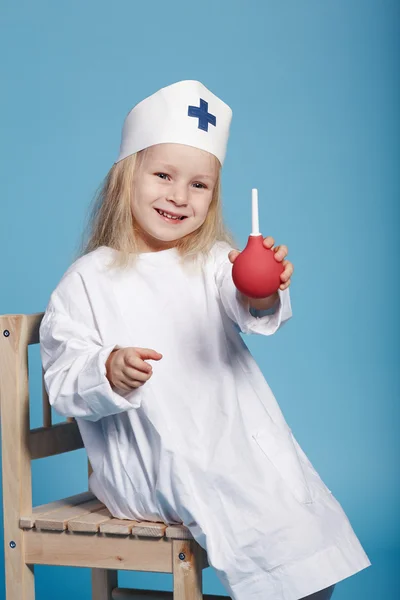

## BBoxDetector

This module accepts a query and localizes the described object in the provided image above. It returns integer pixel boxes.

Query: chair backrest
[0,313,87,522]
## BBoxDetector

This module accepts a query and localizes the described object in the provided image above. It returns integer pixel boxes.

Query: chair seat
[19,491,194,540]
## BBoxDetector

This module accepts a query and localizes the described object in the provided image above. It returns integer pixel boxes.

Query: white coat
[39,242,371,600]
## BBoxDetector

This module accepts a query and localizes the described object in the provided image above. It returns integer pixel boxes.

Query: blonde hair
[75,149,238,270]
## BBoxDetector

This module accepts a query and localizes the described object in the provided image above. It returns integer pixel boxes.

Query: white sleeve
[39,270,143,422]
[214,242,293,335]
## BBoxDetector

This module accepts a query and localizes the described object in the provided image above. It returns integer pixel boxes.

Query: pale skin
[105,142,294,391]
[105,346,162,392]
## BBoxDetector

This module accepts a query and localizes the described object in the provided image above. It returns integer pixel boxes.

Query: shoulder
[62,246,115,280]
[46,247,114,310]
[57,246,119,289]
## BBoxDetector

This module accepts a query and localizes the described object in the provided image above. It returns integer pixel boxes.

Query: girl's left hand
[228,236,294,291]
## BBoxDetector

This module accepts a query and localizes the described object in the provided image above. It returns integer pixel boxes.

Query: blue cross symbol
[188,98,216,132]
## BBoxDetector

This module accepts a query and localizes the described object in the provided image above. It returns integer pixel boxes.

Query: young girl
[39,80,370,600]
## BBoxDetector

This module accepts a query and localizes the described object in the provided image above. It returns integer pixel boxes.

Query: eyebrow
[152,163,215,181]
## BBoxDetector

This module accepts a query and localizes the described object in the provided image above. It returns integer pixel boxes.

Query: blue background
[0,0,398,598]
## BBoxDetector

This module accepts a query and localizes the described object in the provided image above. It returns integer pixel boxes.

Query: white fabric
[39,242,371,600]
[115,80,232,165]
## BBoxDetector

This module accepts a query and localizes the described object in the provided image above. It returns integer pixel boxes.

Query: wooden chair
[0,313,218,600]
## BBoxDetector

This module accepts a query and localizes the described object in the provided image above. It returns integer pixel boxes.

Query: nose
[167,183,188,206]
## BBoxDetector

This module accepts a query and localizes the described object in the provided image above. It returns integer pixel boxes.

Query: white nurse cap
[115,80,233,166]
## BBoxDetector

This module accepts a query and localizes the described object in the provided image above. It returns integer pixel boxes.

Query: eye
[155,172,170,180]
[193,182,207,189]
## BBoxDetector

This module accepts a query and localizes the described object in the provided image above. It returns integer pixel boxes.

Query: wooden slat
[20,491,173,538]
[26,312,44,344]
[35,497,105,531]
[0,314,35,599]
[0,312,44,345]
[20,491,95,528]
[165,524,194,540]
[29,420,84,459]
[68,507,113,532]
[100,518,140,535]
[131,522,167,538]
[35,498,105,531]
[0,313,45,346]
[24,529,173,572]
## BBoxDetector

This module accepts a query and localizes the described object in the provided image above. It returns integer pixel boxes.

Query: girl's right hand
[105,347,163,392]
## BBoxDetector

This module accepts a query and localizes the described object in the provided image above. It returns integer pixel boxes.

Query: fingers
[273,244,288,261]
[126,355,153,373]
[280,259,294,280]
[125,364,152,381]
[134,348,163,361]
[115,379,142,392]
[121,367,152,389]
[111,347,163,391]
[263,236,275,249]
[228,250,240,263]
[279,259,294,290]
[125,348,162,371]
[114,367,152,391]
[229,242,289,264]
[117,359,155,390]
[262,238,288,262]
[279,279,291,291]
[229,239,293,291]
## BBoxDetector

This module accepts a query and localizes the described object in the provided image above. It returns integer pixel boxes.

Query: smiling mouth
[154,208,188,222]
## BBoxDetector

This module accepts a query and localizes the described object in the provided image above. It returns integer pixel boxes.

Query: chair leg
[92,568,118,600]
[4,530,35,600]
[172,539,203,600]
[5,561,35,600]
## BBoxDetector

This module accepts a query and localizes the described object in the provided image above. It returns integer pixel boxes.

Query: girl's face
[131,143,219,252]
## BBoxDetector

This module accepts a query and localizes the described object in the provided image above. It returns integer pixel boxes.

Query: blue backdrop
[1,1,398,598]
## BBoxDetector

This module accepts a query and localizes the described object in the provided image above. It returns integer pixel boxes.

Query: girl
[39,80,370,600]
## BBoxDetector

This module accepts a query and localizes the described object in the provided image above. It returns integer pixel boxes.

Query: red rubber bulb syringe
[232,188,284,299]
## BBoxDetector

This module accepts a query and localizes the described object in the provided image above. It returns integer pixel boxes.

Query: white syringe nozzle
[251,188,260,236]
